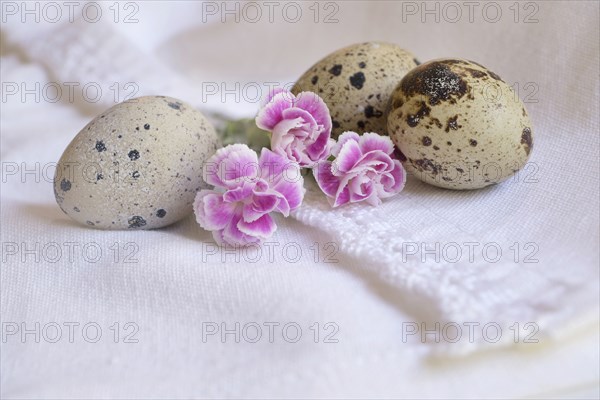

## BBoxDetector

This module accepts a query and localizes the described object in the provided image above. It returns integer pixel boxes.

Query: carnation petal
[359,132,395,155]
[349,174,371,198]
[333,186,351,207]
[282,107,317,130]
[357,151,395,173]
[272,179,305,214]
[193,191,237,231]
[334,138,363,173]
[376,161,406,199]
[222,211,260,246]
[364,192,383,206]
[256,92,295,131]
[258,148,296,182]
[243,192,279,222]
[271,117,304,155]
[313,161,341,198]
[294,91,332,134]
[305,128,332,163]
[389,160,407,192]
[222,182,254,203]
[259,87,291,108]
[203,144,259,189]
[237,213,277,240]
[332,131,360,157]
[211,229,226,246]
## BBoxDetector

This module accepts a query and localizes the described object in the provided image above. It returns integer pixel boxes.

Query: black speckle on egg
[465,68,487,79]
[60,179,71,191]
[168,102,181,110]
[401,61,468,105]
[422,136,432,146]
[407,116,419,128]
[128,216,146,229]
[329,64,343,76]
[521,127,533,155]
[445,116,462,132]
[469,139,478,147]
[412,158,441,175]
[95,141,106,152]
[128,150,140,160]
[349,72,366,89]
[358,61,366,68]
[406,101,430,127]
[132,171,140,179]
[144,123,150,130]
[311,76,319,85]
[156,209,167,218]
[364,105,383,119]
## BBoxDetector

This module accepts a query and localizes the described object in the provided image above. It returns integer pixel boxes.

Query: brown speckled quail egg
[292,41,418,139]
[53,96,220,229]
[387,59,533,190]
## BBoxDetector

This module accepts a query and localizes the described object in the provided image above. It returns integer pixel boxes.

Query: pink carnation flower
[256,88,334,168]
[194,144,305,246]
[314,132,406,207]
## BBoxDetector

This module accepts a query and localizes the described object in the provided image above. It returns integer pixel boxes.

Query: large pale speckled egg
[292,42,418,139]
[53,96,220,229]
[387,59,533,190]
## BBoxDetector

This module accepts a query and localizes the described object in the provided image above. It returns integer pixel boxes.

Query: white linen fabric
[1,1,598,398]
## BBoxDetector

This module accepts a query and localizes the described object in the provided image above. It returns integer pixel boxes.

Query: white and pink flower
[314,132,406,207]
[255,88,333,168]
[194,144,305,246]
[195,91,407,245]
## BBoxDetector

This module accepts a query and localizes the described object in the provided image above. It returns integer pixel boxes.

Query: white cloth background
[1,1,599,398]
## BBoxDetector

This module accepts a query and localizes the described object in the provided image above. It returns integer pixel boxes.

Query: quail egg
[54,96,220,229]
[387,59,533,190]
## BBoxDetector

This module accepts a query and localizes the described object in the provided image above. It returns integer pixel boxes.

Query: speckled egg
[387,59,533,190]
[53,96,220,229]
[292,42,418,139]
